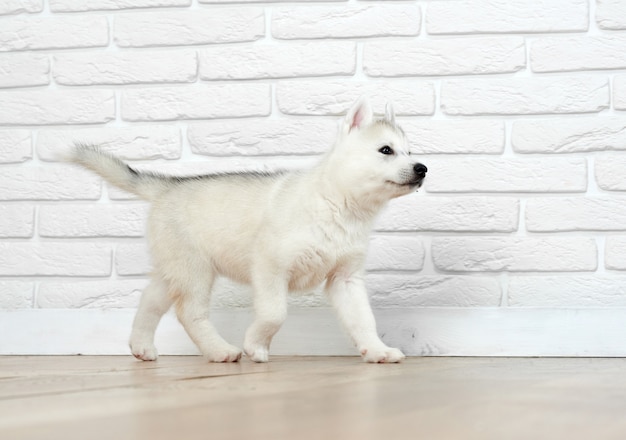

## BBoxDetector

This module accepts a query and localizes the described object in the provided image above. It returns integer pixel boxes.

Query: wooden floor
[1,356,626,440]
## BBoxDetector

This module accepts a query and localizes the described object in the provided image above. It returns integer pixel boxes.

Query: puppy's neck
[310,160,388,224]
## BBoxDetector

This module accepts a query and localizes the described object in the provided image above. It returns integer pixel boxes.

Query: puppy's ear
[385,102,396,124]
[344,98,373,132]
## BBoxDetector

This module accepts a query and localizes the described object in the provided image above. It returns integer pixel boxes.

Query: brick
[0,53,48,88]
[365,236,424,271]
[367,275,501,307]
[0,243,111,276]
[37,126,181,162]
[596,0,626,30]
[39,204,148,238]
[402,120,504,154]
[116,242,150,276]
[121,84,270,122]
[606,236,626,270]
[0,166,101,201]
[50,0,190,12]
[377,196,519,232]
[0,205,34,237]
[0,281,33,309]
[272,5,420,39]
[0,90,115,125]
[364,37,525,77]
[425,158,587,193]
[188,119,336,156]
[0,16,108,51]
[277,81,435,116]
[53,50,196,85]
[0,130,30,163]
[513,118,626,154]
[199,42,355,80]
[615,76,626,111]
[426,0,588,34]
[526,198,626,232]
[432,237,597,272]
[114,8,263,47]
[531,36,626,73]
[509,276,626,306]
[201,0,343,3]
[441,77,609,116]
[0,0,42,15]
[596,156,626,191]
[38,280,145,308]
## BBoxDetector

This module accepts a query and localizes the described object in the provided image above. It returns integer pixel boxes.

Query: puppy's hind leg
[130,276,173,361]
[174,271,242,363]
[244,274,288,363]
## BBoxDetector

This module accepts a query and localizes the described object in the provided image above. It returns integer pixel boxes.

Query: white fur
[72,98,426,363]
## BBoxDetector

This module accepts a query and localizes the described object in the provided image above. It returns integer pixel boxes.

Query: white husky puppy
[72,98,427,363]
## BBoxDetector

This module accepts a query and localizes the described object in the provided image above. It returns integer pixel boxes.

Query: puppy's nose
[414,163,428,178]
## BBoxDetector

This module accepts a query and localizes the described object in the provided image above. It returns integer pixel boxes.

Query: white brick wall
[530,35,626,73]
[0,243,111,276]
[615,76,626,110]
[0,90,115,125]
[0,130,31,163]
[187,119,335,156]
[277,81,436,116]
[0,15,109,51]
[426,0,589,34]
[0,53,49,88]
[272,5,421,39]
[432,237,598,272]
[113,9,264,47]
[121,84,271,121]
[364,37,526,77]
[441,77,609,115]
[512,117,626,153]
[424,158,587,193]
[38,204,148,237]
[595,0,626,30]
[53,50,198,86]
[37,126,181,161]
[49,0,190,12]
[2,0,626,356]
[199,42,356,80]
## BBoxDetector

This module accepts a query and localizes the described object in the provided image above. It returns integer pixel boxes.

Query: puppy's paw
[206,344,243,363]
[130,343,158,361]
[244,345,269,363]
[360,346,405,364]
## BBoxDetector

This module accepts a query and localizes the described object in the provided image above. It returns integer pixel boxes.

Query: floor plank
[1,356,626,439]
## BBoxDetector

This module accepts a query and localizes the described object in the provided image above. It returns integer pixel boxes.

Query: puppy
[72,98,427,363]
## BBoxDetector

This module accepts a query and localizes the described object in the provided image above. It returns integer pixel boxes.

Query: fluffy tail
[71,144,168,201]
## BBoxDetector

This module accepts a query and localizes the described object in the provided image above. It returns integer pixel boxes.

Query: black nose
[414,163,427,178]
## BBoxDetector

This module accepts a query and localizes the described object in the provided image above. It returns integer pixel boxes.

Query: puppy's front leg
[326,273,405,363]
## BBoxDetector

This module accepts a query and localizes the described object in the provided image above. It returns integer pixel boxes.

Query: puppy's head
[332,98,427,200]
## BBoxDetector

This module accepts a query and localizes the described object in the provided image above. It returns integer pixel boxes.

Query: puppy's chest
[288,227,367,291]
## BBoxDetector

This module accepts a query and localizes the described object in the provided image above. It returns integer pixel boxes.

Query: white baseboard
[1,308,626,357]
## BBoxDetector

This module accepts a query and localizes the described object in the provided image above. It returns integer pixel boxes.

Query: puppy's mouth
[387,178,424,189]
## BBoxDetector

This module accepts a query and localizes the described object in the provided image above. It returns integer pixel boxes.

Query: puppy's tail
[71,144,168,201]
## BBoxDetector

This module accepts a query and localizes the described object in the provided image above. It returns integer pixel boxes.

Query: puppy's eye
[379,146,394,155]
